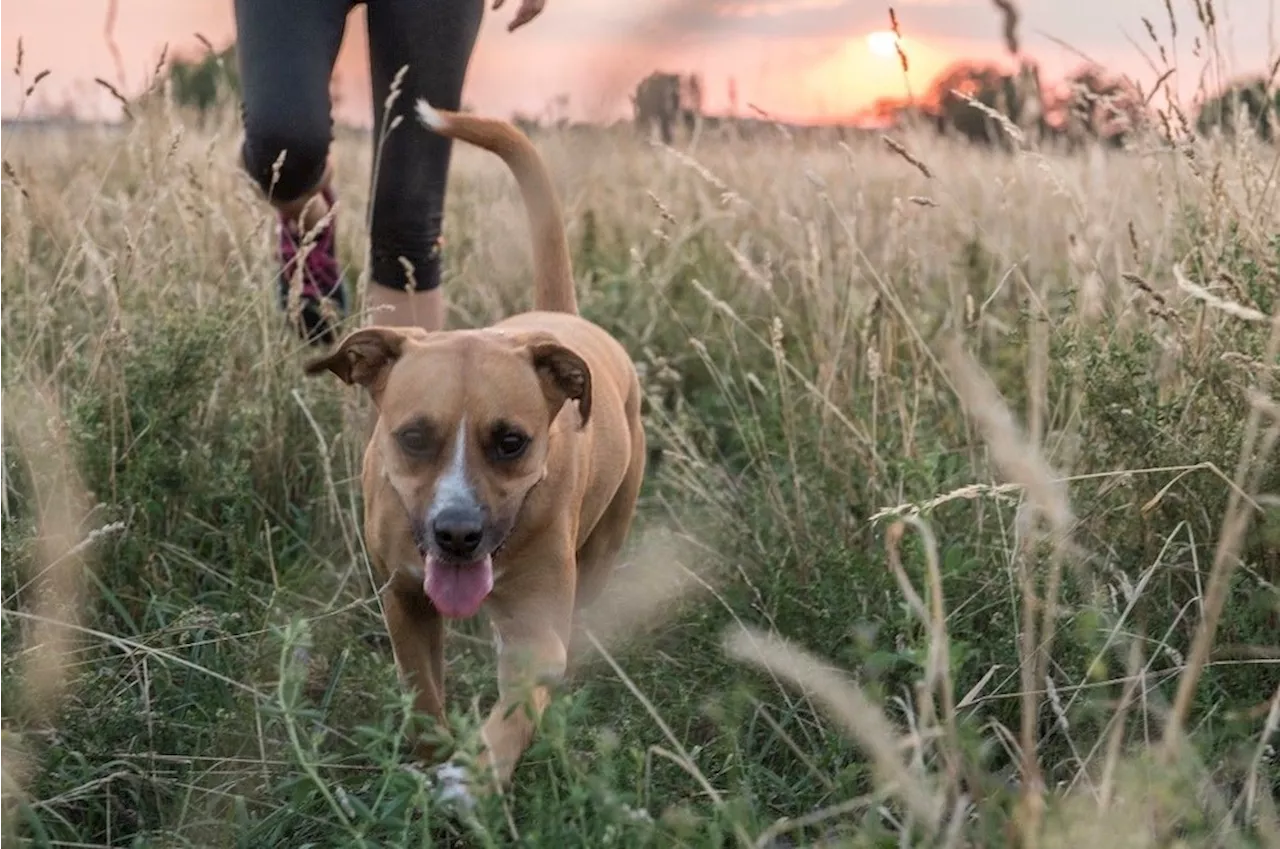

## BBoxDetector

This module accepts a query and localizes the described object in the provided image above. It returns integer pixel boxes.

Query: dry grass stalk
[1,384,105,815]
[1172,262,1276,324]
[939,339,1073,537]
[887,7,912,94]
[575,527,713,654]
[884,518,980,804]
[881,135,934,179]
[92,76,132,120]
[1162,317,1280,759]
[868,481,1024,523]
[989,0,1021,55]
[723,625,945,834]
[939,336,1078,845]
[4,385,96,727]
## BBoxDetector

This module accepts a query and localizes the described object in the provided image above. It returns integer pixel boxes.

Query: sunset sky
[1,0,1274,125]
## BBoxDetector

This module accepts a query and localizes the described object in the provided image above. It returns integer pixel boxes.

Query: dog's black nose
[432,509,484,559]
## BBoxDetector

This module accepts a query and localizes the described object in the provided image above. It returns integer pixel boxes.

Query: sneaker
[278,186,348,346]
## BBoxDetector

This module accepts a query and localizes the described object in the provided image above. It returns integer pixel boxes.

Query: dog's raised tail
[416,100,576,315]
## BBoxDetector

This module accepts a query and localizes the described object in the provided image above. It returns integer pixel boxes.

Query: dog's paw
[430,760,478,814]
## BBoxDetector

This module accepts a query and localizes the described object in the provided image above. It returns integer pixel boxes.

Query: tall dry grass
[2,20,1278,846]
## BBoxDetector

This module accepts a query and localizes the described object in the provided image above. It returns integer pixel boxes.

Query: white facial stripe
[428,415,478,519]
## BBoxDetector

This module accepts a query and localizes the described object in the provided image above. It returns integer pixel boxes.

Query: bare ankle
[279,193,330,233]
[366,285,445,334]
[275,160,335,231]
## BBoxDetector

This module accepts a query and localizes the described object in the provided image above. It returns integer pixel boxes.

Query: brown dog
[304,101,645,801]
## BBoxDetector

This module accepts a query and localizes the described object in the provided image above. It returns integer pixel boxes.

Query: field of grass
[2,62,1279,848]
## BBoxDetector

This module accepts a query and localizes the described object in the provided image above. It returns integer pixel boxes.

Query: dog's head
[305,325,591,618]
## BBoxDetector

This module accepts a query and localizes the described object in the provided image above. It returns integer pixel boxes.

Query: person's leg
[364,0,485,333]
[234,0,353,345]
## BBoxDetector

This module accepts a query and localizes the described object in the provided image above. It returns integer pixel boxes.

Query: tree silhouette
[1196,76,1278,141]
[632,71,703,144]
[1056,64,1146,147]
[920,58,1149,149]
[632,72,680,144]
[138,44,240,121]
[926,60,1024,146]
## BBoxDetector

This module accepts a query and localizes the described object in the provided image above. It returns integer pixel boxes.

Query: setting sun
[866,30,900,59]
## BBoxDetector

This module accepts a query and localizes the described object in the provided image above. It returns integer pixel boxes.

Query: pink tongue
[424,554,494,619]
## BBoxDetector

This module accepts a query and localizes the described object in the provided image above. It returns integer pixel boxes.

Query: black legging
[234,0,484,292]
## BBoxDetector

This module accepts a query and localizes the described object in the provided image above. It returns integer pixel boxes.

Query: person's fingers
[492,0,506,10]
[507,0,545,31]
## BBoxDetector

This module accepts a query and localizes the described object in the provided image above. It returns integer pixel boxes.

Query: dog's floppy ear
[304,327,410,391]
[524,336,592,427]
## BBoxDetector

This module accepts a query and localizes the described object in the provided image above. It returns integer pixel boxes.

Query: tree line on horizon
[144,43,1277,149]
[869,57,1279,148]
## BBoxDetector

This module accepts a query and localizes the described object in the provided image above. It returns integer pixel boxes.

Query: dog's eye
[492,429,530,461]
[396,426,434,456]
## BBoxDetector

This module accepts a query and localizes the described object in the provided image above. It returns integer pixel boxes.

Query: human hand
[493,0,545,32]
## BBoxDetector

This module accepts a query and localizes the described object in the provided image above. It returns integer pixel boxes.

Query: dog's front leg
[381,580,448,760]
[478,624,568,787]
[475,582,574,790]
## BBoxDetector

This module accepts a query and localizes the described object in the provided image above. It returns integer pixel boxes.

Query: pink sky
[1,0,1274,125]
